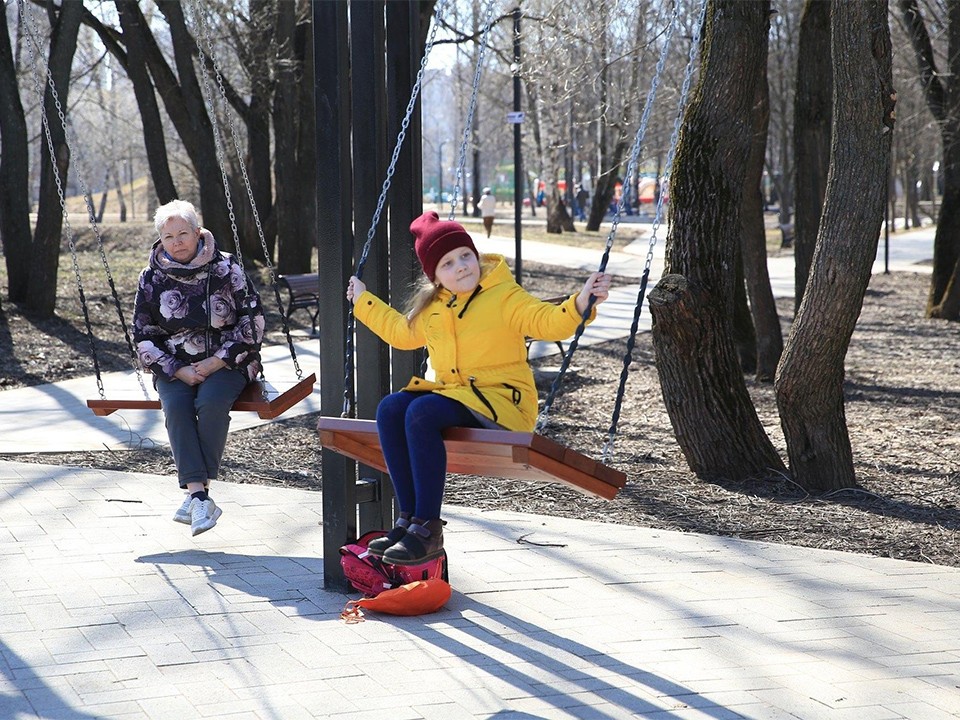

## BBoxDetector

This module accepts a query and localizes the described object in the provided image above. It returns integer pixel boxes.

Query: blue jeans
[376,391,481,520]
[155,368,248,488]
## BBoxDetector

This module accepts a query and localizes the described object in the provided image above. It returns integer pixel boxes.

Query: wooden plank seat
[87,373,317,420]
[317,416,627,500]
[278,273,321,335]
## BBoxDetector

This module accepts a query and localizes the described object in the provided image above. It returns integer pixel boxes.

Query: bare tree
[0,4,31,303]
[649,0,786,481]
[740,48,783,382]
[775,0,894,492]
[765,1,800,240]
[27,0,83,317]
[898,0,960,319]
[114,0,178,204]
[792,0,831,313]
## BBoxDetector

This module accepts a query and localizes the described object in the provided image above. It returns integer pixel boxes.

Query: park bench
[526,294,571,359]
[278,273,321,335]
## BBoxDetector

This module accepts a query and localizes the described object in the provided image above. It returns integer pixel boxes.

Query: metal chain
[536,1,685,434]
[447,0,497,220]
[187,0,304,383]
[18,0,149,401]
[342,0,448,417]
[599,0,708,461]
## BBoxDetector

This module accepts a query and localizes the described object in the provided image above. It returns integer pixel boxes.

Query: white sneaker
[190,498,222,536]
[173,495,193,525]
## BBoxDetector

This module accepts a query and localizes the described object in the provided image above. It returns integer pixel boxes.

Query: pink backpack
[339,530,448,597]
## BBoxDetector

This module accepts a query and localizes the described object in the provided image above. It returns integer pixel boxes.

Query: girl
[346,211,610,564]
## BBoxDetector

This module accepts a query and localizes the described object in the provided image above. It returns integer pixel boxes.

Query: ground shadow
[0,640,101,720]
[135,549,729,718]
[385,592,734,719]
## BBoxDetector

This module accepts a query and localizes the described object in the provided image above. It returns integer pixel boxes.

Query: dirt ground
[1,226,958,567]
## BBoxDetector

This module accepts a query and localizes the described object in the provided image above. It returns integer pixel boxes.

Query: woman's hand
[192,356,227,378]
[575,272,611,315]
[173,365,205,386]
[346,275,366,305]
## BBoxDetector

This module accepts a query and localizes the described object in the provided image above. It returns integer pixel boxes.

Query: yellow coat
[353,254,595,431]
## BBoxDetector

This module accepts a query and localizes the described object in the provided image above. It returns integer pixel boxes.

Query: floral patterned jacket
[133,230,265,382]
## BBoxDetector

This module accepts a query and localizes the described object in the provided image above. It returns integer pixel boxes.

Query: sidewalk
[1,459,958,719]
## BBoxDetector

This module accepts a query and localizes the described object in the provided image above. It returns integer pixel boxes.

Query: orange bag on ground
[341,578,451,622]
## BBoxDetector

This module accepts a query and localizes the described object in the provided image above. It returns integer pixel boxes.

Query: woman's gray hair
[154,199,200,235]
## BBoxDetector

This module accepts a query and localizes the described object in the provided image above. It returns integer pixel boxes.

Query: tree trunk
[546,188,566,233]
[741,44,783,382]
[115,0,178,205]
[775,0,894,492]
[898,0,960,320]
[649,0,785,481]
[293,0,317,269]
[243,0,276,261]
[793,0,832,314]
[731,248,757,375]
[273,0,310,273]
[154,0,234,251]
[27,1,83,318]
[0,6,32,303]
[112,162,128,222]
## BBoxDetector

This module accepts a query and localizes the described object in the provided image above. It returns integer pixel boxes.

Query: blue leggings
[376,391,481,520]
[155,368,248,488]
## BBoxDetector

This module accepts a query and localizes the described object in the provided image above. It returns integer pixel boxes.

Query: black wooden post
[512,7,523,283]
[313,0,354,591]
[315,0,428,589]
[349,2,392,527]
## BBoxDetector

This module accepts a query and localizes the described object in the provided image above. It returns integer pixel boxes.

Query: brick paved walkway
[1,460,957,719]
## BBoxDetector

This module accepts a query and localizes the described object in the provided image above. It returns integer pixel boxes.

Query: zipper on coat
[469,376,498,423]
[204,265,212,356]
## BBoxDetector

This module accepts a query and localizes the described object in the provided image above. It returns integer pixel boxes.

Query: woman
[133,200,265,536]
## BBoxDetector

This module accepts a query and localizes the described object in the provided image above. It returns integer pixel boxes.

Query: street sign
[506,111,525,124]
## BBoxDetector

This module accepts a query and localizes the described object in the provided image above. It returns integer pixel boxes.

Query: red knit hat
[411,211,478,280]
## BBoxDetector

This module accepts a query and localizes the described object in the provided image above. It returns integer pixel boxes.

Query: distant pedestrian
[479,187,496,237]
[574,184,589,221]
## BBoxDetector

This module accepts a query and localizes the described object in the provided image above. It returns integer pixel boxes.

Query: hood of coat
[149,228,218,277]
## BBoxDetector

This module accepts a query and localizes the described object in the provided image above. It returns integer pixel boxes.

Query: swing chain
[600,0,708,462]
[18,0,149,401]
[188,0,304,385]
[343,0,448,417]
[448,0,497,220]
[535,1,684,435]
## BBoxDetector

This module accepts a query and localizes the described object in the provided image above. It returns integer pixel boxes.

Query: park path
[0,458,958,719]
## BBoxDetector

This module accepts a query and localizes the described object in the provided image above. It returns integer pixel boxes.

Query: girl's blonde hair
[403,254,497,327]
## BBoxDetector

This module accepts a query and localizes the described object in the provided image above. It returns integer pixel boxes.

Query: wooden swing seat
[317,416,626,500]
[87,373,316,420]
